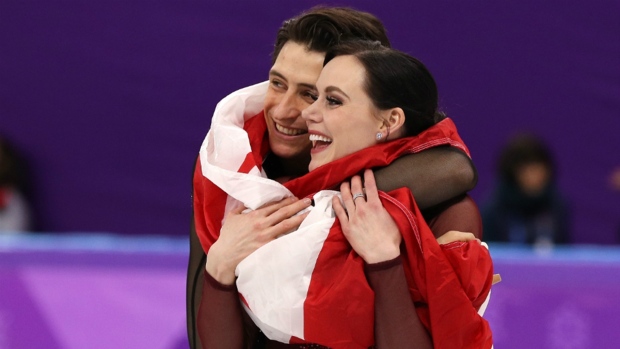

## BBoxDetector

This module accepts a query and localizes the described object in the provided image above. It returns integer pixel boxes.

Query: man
[188,6,478,348]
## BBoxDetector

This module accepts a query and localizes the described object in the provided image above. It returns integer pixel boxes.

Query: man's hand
[205,196,312,284]
[436,230,479,245]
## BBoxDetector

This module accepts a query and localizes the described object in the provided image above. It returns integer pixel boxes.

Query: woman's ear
[381,107,406,140]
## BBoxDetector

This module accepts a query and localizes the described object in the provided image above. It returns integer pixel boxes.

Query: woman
[198,41,493,348]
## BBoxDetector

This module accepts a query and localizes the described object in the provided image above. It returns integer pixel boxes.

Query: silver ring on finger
[352,193,366,202]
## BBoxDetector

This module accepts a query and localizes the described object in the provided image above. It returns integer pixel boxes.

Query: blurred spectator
[0,136,33,233]
[481,133,570,246]
[610,167,620,192]
[611,167,620,243]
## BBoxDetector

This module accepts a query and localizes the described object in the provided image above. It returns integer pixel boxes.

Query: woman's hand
[206,196,312,284]
[333,169,401,264]
[436,230,479,245]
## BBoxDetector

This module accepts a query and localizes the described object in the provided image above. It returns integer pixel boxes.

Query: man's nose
[272,92,302,121]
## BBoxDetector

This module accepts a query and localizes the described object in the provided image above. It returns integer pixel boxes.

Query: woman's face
[302,55,383,172]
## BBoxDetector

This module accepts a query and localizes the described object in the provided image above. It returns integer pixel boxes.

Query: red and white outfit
[194,82,494,349]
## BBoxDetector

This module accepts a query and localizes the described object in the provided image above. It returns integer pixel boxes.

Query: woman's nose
[301,100,320,122]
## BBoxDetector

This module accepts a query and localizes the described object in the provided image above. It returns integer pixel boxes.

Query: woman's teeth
[275,123,306,136]
[309,134,333,147]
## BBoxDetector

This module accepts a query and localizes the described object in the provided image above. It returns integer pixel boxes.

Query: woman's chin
[308,160,323,172]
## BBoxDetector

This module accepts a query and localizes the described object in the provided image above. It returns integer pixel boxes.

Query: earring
[376,132,383,141]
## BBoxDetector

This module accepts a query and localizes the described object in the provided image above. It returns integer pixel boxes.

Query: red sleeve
[192,157,210,250]
[423,195,491,310]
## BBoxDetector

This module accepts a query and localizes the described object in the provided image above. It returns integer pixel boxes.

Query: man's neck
[263,152,310,182]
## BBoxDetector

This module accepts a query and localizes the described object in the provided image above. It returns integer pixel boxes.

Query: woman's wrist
[364,254,402,272]
[361,244,401,264]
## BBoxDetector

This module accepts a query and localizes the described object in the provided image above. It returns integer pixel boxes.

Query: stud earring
[376,132,383,141]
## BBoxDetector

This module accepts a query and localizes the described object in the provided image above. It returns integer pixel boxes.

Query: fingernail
[303,198,312,205]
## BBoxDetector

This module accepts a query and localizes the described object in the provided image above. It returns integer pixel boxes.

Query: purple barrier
[487,244,620,348]
[2,235,619,348]
[0,234,189,349]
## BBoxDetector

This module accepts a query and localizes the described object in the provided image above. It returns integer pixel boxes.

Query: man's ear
[381,107,406,140]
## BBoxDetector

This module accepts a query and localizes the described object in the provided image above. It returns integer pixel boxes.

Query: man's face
[264,41,325,161]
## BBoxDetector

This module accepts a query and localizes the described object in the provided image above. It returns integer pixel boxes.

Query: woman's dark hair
[324,40,444,136]
[497,133,555,184]
[271,6,391,64]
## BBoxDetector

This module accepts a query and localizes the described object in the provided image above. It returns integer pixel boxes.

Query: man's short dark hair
[271,6,391,64]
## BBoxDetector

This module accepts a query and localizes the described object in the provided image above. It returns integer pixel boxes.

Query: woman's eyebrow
[325,86,350,99]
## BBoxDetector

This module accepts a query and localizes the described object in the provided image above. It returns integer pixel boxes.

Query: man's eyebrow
[269,69,286,81]
[269,69,316,90]
[325,86,350,99]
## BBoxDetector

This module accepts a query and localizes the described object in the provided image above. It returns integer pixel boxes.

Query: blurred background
[1,1,619,348]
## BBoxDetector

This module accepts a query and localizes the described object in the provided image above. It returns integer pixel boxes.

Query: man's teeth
[275,123,306,136]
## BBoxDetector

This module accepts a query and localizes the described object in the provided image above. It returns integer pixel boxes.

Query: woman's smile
[309,133,333,153]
